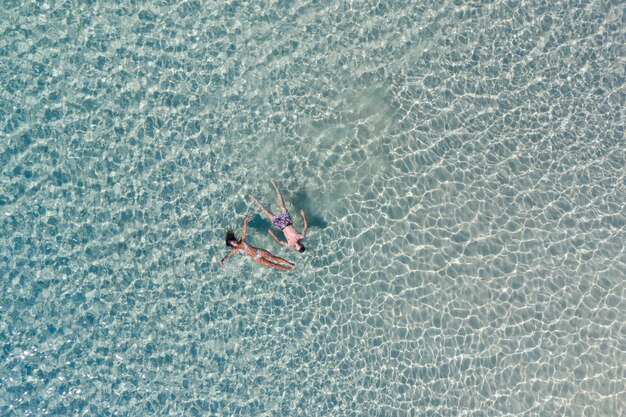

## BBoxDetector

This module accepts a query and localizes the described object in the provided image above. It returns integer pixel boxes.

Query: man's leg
[250,195,275,219]
[271,180,287,212]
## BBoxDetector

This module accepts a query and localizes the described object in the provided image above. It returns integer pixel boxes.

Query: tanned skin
[220,215,295,272]
[250,180,308,253]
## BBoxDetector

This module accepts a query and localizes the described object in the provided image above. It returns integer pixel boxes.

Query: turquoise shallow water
[1,1,625,416]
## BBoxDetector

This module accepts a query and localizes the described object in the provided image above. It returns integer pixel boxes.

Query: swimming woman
[250,180,308,253]
[220,215,295,271]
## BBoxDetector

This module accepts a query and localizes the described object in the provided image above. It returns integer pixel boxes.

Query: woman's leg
[271,180,287,212]
[250,194,275,219]
[258,249,295,266]
[255,257,293,271]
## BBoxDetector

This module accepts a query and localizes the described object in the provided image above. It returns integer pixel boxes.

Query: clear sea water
[1,1,624,416]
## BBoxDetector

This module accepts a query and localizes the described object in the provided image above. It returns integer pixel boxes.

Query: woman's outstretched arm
[241,215,250,241]
[220,248,238,267]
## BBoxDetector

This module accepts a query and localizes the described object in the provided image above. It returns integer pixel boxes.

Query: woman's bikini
[240,243,262,259]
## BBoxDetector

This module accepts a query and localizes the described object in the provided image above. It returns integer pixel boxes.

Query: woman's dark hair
[225,229,239,247]
[297,242,305,253]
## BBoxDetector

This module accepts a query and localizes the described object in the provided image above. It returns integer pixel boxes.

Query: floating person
[220,215,295,272]
[250,179,308,253]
